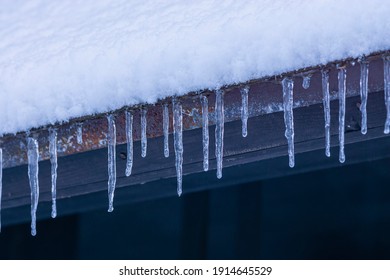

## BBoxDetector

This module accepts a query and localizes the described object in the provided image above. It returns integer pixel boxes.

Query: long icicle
[49,128,58,218]
[359,58,369,135]
[107,114,116,212]
[215,89,224,179]
[141,108,147,157]
[163,104,170,158]
[172,98,183,196]
[200,95,209,171]
[27,137,39,236]
[282,77,295,168]
[241,86,249,137]
[384,56,390,134]
[322,69,331,157]
[125,111,133,176]
[338,67,346,163]
[0,149,2,233]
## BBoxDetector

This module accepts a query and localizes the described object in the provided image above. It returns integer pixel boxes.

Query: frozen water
[338,67,346,163]
[27,137,39,236]
[384,56,390,134]
[125,111,133,176]
[49,128,57,218]
[1,1,390,136]
[163,104,170,158]
[302,75,311,89]
[359,58,369,135]
[107,114,116,212]
[282,78,295,167]
[200,95,209,172]
[0,149,2,233]
[215,89,225,179]
[282,77,295,168]
[172,98,183,196]
[141,108,147,158]
[241,86,249,137]
[76,123,83,144]
[322,69,331,157]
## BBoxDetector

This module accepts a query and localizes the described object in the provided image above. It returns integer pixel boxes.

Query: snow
[0,0,390,135]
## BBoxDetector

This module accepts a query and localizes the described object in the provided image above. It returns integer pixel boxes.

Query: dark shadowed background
[1,155,389,260]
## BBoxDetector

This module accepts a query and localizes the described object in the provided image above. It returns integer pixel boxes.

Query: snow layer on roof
[0,0,390,135]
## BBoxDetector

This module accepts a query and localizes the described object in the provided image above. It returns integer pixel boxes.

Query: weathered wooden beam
[1,88,389,227]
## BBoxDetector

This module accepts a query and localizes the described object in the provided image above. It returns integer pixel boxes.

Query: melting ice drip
[200,95,209,171]
[241,86,249,137]
[49,129,58,218]
[359,58,369,135]
[384,56,390,134]
[107,114,116,212]
[282,77,295,168]
[338,67,346,163]
[172,98,183,196]
[76,123,83,144]
[141,108,147,157]
[302,74,312,89]
[163,104,170,158]
[215,89,224,179]
[27,137,39,236]
[322,69,331,157]
[0,149,2,233]
[125,111,133,177]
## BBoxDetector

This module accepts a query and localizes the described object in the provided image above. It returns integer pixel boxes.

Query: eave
[1,50,390,227]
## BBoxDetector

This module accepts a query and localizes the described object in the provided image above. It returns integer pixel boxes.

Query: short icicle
[302,74,312,89]
[384,56,390,134]
[215,89,225,179]
[241,86,249,137]
[49,129,58,218]
[163,104,170,158]
[282,77,295,168]
[76,123,83,144]
[172,98,183,196]
[200,95,209,172]
[0,149,2,233]
[125,111,133,177]
[359,58,369,135]
[322,69,331,157]
[27,136,39,236]
[338,67,347,163]
[141,108,147,157]
[107,114,117,212]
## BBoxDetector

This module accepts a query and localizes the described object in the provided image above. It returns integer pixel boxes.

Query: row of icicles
[0,56,389,236]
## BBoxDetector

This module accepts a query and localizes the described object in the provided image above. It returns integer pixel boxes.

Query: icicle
[27,137,39,236]
[359,58,369,135]
[172,98,183,196]
[302,74,312,89]
[76,123,83,144]
[200,95,209,171]
[282,77,295,168]
[125,111,133,177]
[241,86,249,137]
[107,114,116,212]
[0,149,2,233]
[215,89,224,179]
[163,104,169,158]
[141,108,147,157]
[322,69,331,157]
[338,67,346,163]
[49,129,58,218]
[384,56,390,134]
